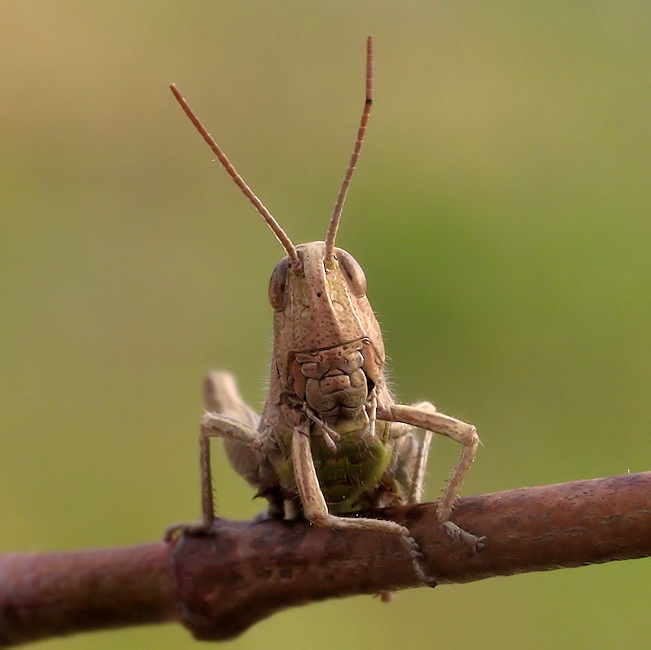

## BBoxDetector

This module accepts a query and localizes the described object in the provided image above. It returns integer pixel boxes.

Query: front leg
[379,403,482,548]
[291,425,436,588]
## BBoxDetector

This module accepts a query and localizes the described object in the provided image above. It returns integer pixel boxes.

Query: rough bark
[1,472,650,647]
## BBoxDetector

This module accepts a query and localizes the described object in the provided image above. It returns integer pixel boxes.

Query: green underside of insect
[277,420,394,514]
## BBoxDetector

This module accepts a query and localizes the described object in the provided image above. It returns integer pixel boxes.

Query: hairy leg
[292,424,436,588]
[378,403,483,548]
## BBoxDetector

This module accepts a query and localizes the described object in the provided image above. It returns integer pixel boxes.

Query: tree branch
[1,472,650,647]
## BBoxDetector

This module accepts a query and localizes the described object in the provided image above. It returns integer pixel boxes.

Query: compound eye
[268,257,290,311]
[335,247,367,298]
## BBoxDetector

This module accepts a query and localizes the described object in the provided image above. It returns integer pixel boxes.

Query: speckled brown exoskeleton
[166,37,482,588]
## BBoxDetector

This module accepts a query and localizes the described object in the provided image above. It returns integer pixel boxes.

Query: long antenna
[324,35,374,265]
[169,84,299,266]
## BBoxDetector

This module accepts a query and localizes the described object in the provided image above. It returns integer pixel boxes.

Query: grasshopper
[166,37,482,588]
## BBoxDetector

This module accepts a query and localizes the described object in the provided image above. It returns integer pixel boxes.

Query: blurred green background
[2,2,651,648]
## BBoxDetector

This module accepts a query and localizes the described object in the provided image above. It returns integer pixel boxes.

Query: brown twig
[1,472,650,647]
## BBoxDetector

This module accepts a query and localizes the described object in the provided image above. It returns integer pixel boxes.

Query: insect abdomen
[310,429,391,513]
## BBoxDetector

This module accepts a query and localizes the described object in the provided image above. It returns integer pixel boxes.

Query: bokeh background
[2,2,651,648]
